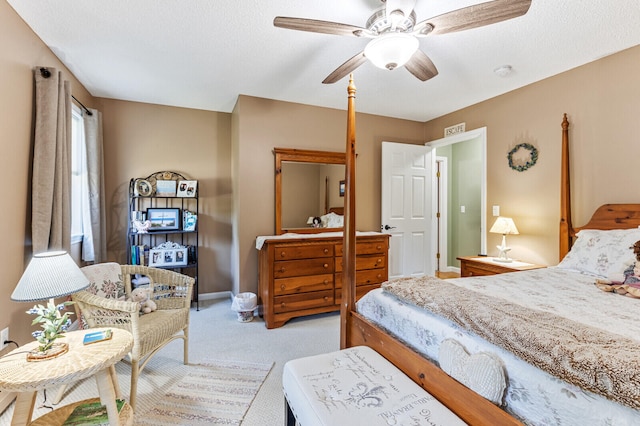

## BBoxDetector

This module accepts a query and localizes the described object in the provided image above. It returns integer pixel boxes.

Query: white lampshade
[489,217,519,235]
[364,33,419,70]
[11,251,90,302]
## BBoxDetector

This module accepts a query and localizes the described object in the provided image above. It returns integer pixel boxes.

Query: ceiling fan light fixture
[365,32,419,70]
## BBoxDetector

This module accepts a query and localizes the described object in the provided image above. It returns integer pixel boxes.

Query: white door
[381,142,434,279]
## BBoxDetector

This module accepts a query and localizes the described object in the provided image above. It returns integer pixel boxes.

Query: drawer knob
[376,245,382,250]
[323,263,329,268]
[323,296,329,301]
[280,284,286,290]
[280,251,286,257]
[281,302,286,308]
[323,248,329,254]
[280,267,286,273]
[323,279,329,284]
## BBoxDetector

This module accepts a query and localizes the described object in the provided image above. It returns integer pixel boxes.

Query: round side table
[0,328,133,426]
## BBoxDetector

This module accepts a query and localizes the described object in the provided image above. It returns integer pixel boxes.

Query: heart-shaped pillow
[438,339,506,405]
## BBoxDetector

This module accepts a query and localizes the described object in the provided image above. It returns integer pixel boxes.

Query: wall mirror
[274,148,346,235]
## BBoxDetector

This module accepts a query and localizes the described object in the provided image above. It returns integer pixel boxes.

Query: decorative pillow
[557,228,640,278]
[81,262,126,300]
[438,339,506,405]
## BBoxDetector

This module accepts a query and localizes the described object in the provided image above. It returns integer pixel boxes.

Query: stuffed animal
[595,240,640,298]
[129,287,157,314]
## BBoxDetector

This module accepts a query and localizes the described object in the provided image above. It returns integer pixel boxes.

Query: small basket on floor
[232,292,257,323]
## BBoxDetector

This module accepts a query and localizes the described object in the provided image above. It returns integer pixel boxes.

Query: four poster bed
[339,78,640,425]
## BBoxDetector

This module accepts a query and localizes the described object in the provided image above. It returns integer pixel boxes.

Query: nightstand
[457,256,545,277]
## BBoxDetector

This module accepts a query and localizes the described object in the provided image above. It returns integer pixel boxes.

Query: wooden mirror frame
[274,147,346,235]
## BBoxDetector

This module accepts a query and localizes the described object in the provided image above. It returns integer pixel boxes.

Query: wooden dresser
[258,233,390,329]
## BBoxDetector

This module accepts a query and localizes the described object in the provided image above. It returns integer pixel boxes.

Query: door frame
[427,127,487,272]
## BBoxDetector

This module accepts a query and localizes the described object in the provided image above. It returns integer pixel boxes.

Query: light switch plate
[492,205,500,216]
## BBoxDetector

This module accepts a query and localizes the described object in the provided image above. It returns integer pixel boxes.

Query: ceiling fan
[274,0,532,84]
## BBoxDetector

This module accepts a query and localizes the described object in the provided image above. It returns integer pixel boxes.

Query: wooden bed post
[559,113,573,260]
[340,75,357,350]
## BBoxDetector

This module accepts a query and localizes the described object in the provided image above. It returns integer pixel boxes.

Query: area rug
[135,359,274,425]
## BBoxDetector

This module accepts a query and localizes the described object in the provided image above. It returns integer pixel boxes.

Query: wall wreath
[508,143,538,172]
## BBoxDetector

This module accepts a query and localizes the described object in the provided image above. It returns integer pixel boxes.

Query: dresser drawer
[273,290,334,314]
[334,269,387,288]
[274,274,333,296]
[274,258,334,278]
[336,240,387,256]
[460,263,496,277]
[335,254,386,273]
[274,244,333,260]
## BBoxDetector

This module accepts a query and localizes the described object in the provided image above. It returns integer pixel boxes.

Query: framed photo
[149,247,188,267]
[339,180,345,197]
[177,180,198,197]
[147,208,180,231]
[155,180,177,197]
[134,179,153,197]
[183,210,197,231]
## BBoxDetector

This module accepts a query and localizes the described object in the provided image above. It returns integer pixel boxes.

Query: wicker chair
[55,262,194,410]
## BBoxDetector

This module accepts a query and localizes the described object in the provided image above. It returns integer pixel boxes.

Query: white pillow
[320,212,344,228]
[557,228,640,277]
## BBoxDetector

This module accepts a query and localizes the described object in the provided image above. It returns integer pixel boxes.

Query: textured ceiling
[7,0,640,121]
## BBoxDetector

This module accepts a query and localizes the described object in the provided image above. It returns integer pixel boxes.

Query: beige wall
[100,99,233,295]
[424,45,640,266]
[232,95,425,294]
[0,0,97,350]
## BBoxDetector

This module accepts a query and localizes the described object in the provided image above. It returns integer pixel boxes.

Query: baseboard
[198,291,233,301]
[0,389,16,415]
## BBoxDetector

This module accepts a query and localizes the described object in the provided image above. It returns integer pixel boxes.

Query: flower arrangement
[28,300,74,353]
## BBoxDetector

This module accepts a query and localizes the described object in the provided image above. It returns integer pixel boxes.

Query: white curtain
[81,108,107,263]
[32,67,71,254]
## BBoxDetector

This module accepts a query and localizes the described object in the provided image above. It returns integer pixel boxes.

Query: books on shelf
[62,399,125,425]
[130,244,149,266]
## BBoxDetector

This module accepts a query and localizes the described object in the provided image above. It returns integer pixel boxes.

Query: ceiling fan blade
[404,50,438,81]
[416,0,532,36]
[274,17,370,37]
[322,52,368,84]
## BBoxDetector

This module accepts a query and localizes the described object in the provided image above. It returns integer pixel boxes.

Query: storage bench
[282,346,465,425]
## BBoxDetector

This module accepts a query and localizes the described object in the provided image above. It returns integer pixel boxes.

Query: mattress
[356,267,640,426]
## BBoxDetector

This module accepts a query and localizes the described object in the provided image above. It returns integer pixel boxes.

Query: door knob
[382,224,396,231]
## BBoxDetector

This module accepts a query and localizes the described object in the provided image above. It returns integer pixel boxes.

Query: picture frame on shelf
[134,179,153,197]
[155,180,177,197]
[147,208,180,231]
[177,180,198,197]
[149,242,188,267]
[183,210,197,231]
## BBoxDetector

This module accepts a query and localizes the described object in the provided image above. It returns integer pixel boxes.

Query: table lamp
[489,217,519,262]
[11,251,90,361]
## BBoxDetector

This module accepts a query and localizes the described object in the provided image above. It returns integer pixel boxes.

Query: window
[71,105,86,244]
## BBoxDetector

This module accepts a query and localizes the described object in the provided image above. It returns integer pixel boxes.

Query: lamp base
[26,342,68,362]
